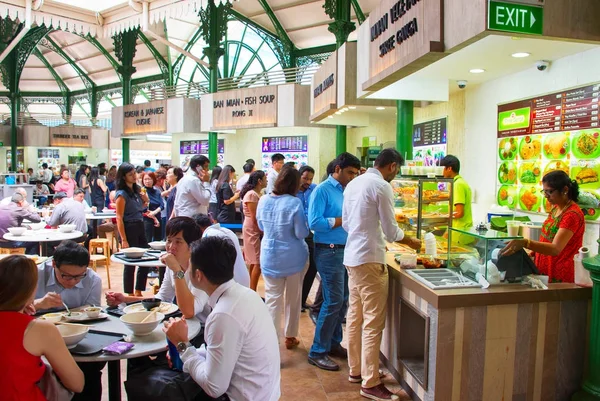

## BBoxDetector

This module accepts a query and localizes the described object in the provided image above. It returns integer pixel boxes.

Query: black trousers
[301,235,318,307]
[123,220,149,293]
[72,361,107,401]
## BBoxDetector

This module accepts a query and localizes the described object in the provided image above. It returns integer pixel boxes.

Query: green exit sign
[488,0,544,35]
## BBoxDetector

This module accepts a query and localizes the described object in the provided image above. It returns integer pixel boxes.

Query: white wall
[462,46,600,252]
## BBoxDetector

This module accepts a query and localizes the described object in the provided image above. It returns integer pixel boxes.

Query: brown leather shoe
[328,344,348,359]
[360,384,399,401]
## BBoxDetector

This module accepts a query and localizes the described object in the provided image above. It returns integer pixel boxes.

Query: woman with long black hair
[115,163,150,296]
[208,166,222,220]
[89,167,107,211]
[216,165,240,223]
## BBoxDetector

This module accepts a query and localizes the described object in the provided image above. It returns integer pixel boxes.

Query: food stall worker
[440,155,473,245]
[501,171,584,283]
[32,241,104,401]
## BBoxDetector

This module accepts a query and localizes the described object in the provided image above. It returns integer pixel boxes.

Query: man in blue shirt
[307,153,361,371]
[296,165,317,311]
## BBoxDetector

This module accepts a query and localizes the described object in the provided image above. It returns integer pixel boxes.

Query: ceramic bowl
[141,298,162,311]
[41,312,63,323]
[120,311,165,336]
[84,307,102,318]
[58,224,76,233]
[7,227,26,236]
[57,324,89,348]
[148,241,166,251]
[122,247,147,259]
[27,222,46,231]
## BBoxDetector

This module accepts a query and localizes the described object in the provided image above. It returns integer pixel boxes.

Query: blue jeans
[309,246,348,358]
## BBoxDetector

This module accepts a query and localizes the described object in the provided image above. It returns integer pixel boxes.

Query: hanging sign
[212,86,277,130]
[311,52,338,118]
[49,126,92,148]
[123,100,167,136]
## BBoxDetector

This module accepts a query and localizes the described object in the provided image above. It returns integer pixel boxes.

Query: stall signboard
[363,0,443,91]
[261,136,308,170]
[488,0,544,36]
[413,117,447,166]
[123,100,167,136]
[311,52,337,118]
[212,86,277,130]
[49,127,92,148]
[496,83,600,220]
[180,140,225,155]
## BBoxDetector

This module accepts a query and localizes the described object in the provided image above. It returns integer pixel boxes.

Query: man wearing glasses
[32,240,104,401]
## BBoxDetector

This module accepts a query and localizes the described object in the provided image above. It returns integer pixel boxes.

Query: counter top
[386,253,592,309]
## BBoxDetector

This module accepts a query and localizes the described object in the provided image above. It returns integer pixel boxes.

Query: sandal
[285,337,300,349]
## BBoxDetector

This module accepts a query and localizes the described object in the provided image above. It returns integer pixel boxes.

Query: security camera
[536,60,550,72]
[457,80,468,89]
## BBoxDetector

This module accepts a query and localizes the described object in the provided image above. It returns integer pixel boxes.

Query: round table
[110,252,166,267]
[86,213,115,220]
[72,313,201,401]
[3,229,83,255]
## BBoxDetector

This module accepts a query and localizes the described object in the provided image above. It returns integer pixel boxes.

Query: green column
[396,100,414,161]
[121,73,133,163]
[336,125,347,154]
[572,257,600,401]
[9,93,18,171]
[114,29,138,163]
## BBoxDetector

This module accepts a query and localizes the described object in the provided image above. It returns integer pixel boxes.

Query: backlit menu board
[413,118,447,147]
[180,140,224,155]
[496,82,600,221]
[262,136,308,152]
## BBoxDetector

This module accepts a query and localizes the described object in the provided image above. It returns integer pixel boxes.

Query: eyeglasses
[540,189,558,196]
[56,268,87,281]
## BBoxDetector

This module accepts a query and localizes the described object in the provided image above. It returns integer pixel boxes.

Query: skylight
[52,0,129,13]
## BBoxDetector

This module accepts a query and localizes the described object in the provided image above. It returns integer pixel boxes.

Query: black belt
[315,243,345,249]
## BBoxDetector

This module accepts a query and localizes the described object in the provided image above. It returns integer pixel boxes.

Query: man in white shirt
[164,236,280,401]
[106,217,210,325]
[193,213,251,288]
[235,162,254,192]
[265,153,284,194]
[342,148,421,401]
[174,155,212,217]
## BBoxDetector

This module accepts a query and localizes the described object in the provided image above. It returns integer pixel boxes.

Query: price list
[412,118,447,147]
[180,140,224,155]
[262,136,308,152]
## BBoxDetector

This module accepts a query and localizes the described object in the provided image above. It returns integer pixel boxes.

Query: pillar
[9,93,18,171]
[336,125,347,154]
[572,257,600,401]
[396,100,414,161]
[114,29,138,163]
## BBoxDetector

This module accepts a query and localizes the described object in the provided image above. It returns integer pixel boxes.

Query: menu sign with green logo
[488,0,544,36]
[496,82,600,221]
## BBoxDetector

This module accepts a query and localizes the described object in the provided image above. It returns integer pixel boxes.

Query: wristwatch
[176,341,192,354]
[174,270,185,280]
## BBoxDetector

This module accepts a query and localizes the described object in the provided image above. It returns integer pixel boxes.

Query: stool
[0,248,25,255]
[88,239,111,289]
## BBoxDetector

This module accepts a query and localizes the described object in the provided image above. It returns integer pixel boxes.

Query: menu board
[180,140,224,155]
[261,136,309,170]
[413,118,447,166]
[37,149,60,170]
[6,149,24,172]
[496,83,600,221]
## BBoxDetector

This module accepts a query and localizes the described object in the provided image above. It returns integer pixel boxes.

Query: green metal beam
[173,28,203,82]
[82,34,123,83]
[43,35,95,94]
[350,0,366,24]
[294,44,336,57]
[228,9,279,41]
[229,25,247,77]
[138,88,150,101]
[104,95,117,107]
[137,30,172,86]
[163,22,174,85]
[76,100,90,118]
[256,0,294,49]
[32,48,69,96]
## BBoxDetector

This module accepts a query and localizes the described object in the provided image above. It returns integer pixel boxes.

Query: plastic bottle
[424,232,437,257]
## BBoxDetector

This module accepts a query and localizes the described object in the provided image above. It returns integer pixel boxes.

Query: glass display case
[447,227,536,283]
[391,176,454,251]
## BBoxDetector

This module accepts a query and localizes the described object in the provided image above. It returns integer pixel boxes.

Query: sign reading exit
[488,0,543,36]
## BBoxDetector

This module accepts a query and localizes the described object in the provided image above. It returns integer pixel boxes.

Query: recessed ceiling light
[376,107,385,110]
[348,106,357,109]
[335,111,342,115]
[328,116,333,119]
[469,68,485,74]
[512,52,530,58]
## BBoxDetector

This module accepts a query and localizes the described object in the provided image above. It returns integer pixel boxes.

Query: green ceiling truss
[162,22,173,85]
[173,27,203,83]
[80,34,123,83]
[350,0,365,24]
[256,0,294,53]
[31,47,74,119]
[137,30,172,86]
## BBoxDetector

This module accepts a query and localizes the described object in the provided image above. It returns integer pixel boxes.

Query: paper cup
[506,220,520,237]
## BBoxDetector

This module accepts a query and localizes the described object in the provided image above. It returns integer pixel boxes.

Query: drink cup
[506,220,520,237]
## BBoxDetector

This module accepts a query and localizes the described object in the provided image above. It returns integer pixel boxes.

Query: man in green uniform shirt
[441,155,473,245]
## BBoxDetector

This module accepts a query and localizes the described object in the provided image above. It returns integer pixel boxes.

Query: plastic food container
[399,254,417,269]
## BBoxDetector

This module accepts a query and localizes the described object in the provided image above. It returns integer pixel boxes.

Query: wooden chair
[88,238,111,289]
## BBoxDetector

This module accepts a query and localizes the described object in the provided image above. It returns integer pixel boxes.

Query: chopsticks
[141,311,157,323]
[58,322,95,328]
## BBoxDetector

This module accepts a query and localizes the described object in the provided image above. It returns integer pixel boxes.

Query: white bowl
[7,227,26,236]
[84,307,101,318]
[27,222,46,231]
[148,241,166,251]
[57,324,89,348]
[58,224,76,233]
[122,247,147,259]
[41,312,63,323]
[120,311,165,336]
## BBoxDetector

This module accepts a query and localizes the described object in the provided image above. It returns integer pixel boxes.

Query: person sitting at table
[46,192,89,244]
[0,193,41,255]
[106,217,210,327]
[33,180,49,206]
[0,255,84,401]
[158,236,280,401]
[73,188,94,213]
[29,240,104,401]
[0,187,33,209]
[193,213,250,288]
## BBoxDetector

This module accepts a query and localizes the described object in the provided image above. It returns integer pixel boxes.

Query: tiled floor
[94,261,411,401]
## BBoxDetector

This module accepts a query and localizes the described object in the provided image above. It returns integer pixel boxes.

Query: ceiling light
[376,107,385,110]
[469,68,485,74]
[328,116,334,119]
[512,52,530,58]
[349,106,357,109]
[335,111,342,115]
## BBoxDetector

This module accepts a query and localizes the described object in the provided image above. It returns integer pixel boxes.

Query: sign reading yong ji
[49,126,93,148]
[363,0,443,92]
[212,86,277,130]
[123,100,167,136]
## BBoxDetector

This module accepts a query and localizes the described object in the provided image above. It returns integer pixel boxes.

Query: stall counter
[382,252,591,401]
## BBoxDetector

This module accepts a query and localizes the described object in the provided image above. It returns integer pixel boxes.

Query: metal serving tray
[406,268,481,290]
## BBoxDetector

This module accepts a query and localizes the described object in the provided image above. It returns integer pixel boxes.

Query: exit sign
[488,0,544,36]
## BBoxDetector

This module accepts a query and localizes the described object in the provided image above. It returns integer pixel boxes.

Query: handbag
[37,361,74,401]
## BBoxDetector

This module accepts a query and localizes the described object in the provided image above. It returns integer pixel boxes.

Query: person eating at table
[46,191,89,246]
[0,192,42,255]
[33,180,50,206]
[0,255,84,401]
[30,240,104,401]
[0,187,34,210]
[106,217,211,330]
